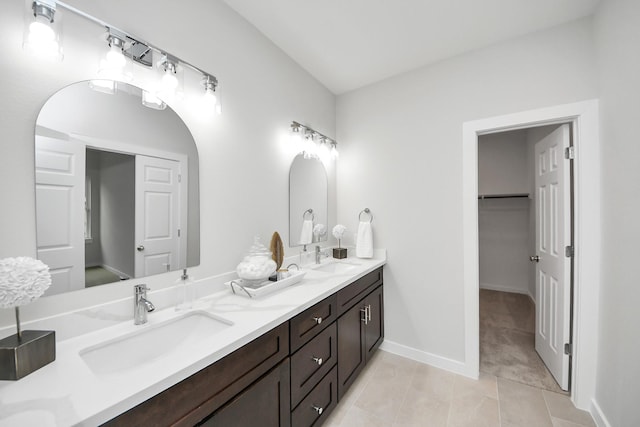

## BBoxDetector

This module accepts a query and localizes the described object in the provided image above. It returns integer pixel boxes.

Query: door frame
[462,100,600,410]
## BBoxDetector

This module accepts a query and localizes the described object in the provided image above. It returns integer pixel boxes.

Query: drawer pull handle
[360,307,368,325]
[312,356,323,366]
[312,405,324,415]
[313,316,323,325]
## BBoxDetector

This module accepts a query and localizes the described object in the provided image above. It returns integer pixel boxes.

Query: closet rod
[477,194,529,200]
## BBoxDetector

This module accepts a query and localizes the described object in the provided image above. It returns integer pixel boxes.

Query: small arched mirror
[34,80,200,296]
[289,154,328,247]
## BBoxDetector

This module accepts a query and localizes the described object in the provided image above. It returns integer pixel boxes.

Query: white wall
[477,131,530,295]
[478,130,528,196]
[0,0,335,327]
[99,151,135,278]
[336,18,597,363]
[592,1,640,426]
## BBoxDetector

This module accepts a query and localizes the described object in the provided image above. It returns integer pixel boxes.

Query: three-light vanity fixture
[291,121,339,160]
[23,0,221,114]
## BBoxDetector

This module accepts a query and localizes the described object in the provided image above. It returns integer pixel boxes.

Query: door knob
[529,255,540,262]
[137,245,145,251]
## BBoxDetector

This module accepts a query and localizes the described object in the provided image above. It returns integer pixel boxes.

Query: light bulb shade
[88,79,117,95]
[98,44,132,81]
[156,57,183,100]
[162,70,179,90]
[330,144,339,159]
[106,45,126,68]
[142,90,167,110]
[199,75,221,116]
[23,1,63,60]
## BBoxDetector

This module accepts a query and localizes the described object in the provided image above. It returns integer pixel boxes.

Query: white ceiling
[222,0,600,94]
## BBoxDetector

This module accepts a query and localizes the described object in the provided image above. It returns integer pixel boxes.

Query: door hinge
[178,174,182,183]
[178,229,181,237]
[564,343,572,356]
[565,146,575,160]
[565,245,574,258]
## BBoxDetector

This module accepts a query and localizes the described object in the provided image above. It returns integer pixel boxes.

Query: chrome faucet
[315,245,329,264]
[134,284,155,325]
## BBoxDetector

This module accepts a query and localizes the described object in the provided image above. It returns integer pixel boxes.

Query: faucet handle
[134,284,150,293]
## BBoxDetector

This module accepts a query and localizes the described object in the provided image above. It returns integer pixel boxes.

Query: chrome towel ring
[359,208,373,223]
[303,208,315,221]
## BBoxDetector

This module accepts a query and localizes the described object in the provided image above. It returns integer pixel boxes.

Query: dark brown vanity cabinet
[104,323,290,427]
[337,273,384,400]
[104,267,383,427]
[197,358,291,427]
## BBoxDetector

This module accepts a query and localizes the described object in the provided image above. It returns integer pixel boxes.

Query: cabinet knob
[313,316,322,325]
[312,356,323,366]
[312,405,323,415]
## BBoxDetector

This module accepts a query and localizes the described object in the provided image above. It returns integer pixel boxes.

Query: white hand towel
[356,221,373,258]
[299,219,313,245]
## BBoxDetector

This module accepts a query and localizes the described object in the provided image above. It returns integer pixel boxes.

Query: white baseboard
[380,339,476,379]
[480,282,535,303]
[590,399,611,427]
[102,264,130,279]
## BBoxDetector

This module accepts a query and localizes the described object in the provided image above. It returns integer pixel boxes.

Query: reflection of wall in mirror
[289,154,328,247]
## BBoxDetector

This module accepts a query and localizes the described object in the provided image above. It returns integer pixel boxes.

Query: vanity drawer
[290,294,337,352]
[337,267,383,315]
[291,366,338,427]
[105,322,289,427]
[290,322,337,407]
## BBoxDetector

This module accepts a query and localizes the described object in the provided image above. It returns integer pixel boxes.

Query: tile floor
[323,350,596,427]
[479,289,564,393]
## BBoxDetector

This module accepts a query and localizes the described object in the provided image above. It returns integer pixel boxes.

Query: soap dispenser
[175,268,194,311]
[299,245,314,266]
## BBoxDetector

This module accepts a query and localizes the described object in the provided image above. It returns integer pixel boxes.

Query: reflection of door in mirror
[35,136,86,295]
[135,155,182,278]
[289,154,328,247]
[34,81,200,296]
[36,139,187,296]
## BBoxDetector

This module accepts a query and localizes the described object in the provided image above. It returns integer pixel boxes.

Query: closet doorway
[477,124,573,393]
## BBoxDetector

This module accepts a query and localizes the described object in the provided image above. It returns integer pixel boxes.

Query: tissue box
[0,330,55,380]
[333,248,348,259]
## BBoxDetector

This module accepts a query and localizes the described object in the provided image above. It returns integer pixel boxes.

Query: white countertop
[0,254,386,427]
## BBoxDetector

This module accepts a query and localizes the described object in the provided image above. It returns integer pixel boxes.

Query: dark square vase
[333,247,347,259]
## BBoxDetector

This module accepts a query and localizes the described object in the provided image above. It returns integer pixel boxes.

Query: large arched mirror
[35,81,200,296]
[289,154,328,247]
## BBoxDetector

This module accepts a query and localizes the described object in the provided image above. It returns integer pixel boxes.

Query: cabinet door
[198,358,291,427]
[337,300,367,400]
[364,285,384,360]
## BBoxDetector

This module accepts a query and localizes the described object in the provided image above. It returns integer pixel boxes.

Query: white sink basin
[313,261,361,274]
[80,311,232,376]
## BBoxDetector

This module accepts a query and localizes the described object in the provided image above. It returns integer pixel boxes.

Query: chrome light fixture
[21,1,221,115]
[160,55,180,92]
[202,75,222,115]
[290,121,338,160]
[24,0,63,60]
[91,28,131,94]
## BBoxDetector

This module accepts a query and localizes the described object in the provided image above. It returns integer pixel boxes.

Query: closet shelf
[478,193,529,200]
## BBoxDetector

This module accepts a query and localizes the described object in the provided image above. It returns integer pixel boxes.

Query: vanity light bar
[291,121,337,148]
[49,1,219,93]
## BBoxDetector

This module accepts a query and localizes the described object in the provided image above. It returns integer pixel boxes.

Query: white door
[534,124,571,391]
[35,136,85,295]
[135,155,181,277]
